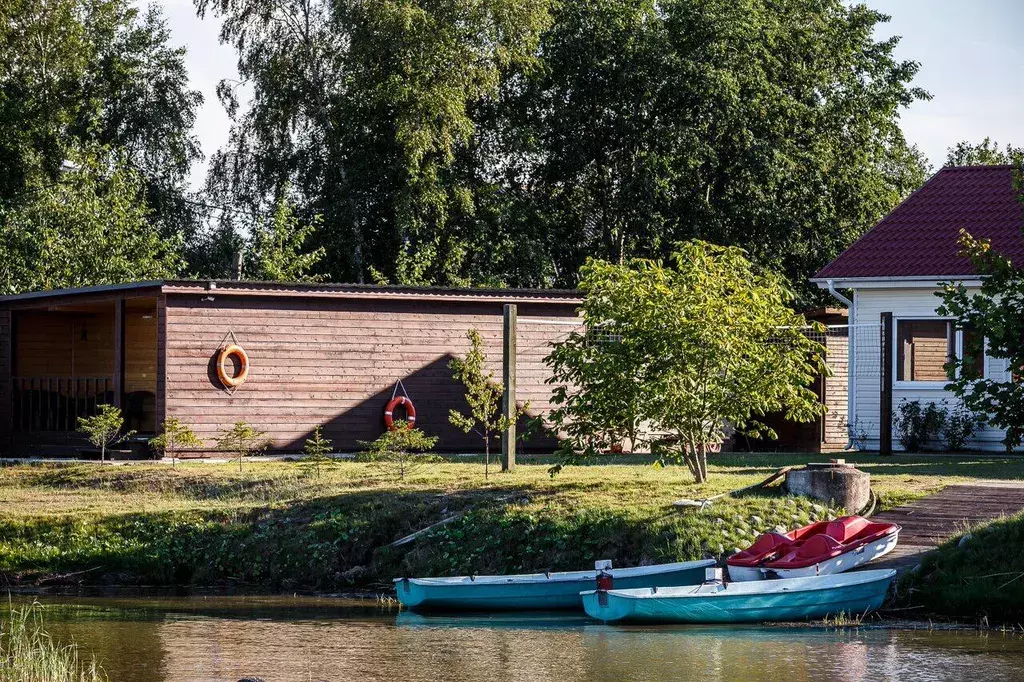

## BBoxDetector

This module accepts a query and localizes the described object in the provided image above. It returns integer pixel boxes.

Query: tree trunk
[484,432,490,481]
[696,443,708,483]
[101,443,105,462]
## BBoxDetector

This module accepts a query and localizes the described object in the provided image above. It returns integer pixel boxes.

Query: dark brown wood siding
[164,295,579,452]
[0,308,11,453]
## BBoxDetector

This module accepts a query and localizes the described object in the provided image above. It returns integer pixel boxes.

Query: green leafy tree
[546,241,826,483]
[78,405,134,462]
[300,425,335,478]
[200,0,929,296]
[149,417,203,467]
[358,421,439,481]
[449,329,526,479]
[516,0,930,301]
[0,0,202,247]
[945,138,1024,167]
[247,194,326,282]
[0,147,184,295]
[938,229,1024,450]
[215,421,269,472]
[198,0,551,285]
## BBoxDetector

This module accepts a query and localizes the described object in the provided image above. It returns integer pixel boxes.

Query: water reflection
[16,594,1024,682]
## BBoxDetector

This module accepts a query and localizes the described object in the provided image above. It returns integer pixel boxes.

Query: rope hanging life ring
[217,344,250,388]
[384,396,416,430]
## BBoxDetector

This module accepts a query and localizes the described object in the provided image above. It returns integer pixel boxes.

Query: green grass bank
[0,453,1021,592]
[903,510,1024,623]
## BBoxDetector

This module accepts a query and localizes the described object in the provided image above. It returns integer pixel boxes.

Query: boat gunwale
[393,559,717,587]
[579,568,897,600]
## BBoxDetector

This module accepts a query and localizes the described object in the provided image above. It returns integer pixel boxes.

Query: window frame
[892,316,987,388]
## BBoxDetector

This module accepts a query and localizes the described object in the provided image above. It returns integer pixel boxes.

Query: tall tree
[202,0,929,294]
[247,195,326,282]
[517,0,929,298]
[0,0,203,270]
[198,0,551,285]
[946,138,1024,167]
[0,147,184,295]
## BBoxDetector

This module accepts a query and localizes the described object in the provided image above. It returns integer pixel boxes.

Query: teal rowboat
[581,568,896,624]
[394,559,716,611]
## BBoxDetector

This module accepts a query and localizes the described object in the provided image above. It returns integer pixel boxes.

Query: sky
[156,0,1024,189]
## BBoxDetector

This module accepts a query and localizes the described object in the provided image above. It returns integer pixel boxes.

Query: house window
[895,319,985,383]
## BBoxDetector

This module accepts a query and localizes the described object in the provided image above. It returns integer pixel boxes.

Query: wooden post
[879,312,893,455]
[113,299,126,409]
[501,303,517,472]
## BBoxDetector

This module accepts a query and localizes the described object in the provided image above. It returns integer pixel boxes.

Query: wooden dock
[868,482,1024,571]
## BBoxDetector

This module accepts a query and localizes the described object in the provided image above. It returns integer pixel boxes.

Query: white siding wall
[852,286,1010,451]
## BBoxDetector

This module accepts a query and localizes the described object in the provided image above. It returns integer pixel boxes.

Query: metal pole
[501,304,517,472]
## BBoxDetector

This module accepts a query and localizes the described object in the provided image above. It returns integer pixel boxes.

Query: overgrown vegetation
[0,603,105,681]
[904,511,1024,623]
[0,455,1016,590]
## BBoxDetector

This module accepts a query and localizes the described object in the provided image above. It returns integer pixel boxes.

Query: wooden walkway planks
[868,482,1024,571]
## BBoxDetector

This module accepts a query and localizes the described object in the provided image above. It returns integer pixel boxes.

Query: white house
[810,165,1024,451]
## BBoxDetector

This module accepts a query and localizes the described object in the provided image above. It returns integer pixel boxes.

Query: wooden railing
[11,377,114,433]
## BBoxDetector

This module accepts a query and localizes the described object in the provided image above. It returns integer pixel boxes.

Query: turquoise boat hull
[395,560,716,611]
[581,569,896,624]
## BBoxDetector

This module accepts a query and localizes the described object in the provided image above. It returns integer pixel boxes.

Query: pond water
[15,593,1024,682]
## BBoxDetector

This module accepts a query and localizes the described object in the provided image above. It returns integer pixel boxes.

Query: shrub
[943,403,981,451]
[149,417,203,467]
[77,405,133,462]
[358,421,439,481]
[215,421,269,471]
[300,425,335,478]
[894,400,946,452]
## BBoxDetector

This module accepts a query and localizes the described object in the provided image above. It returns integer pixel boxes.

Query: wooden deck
[868,482,1024,571]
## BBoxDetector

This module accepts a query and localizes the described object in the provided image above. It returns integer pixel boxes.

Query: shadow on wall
[265,353,557,454]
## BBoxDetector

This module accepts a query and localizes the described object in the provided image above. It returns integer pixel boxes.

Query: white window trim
[892,316,985,389]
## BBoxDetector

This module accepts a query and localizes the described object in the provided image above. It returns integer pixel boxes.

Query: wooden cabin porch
[8,296,159,455]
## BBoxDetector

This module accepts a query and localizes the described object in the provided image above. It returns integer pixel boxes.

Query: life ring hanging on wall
[217,344,250,388]
[215,330,249,392]
[384,380,416,430]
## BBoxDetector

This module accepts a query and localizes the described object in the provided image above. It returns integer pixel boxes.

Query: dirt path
[870,482,1024,571]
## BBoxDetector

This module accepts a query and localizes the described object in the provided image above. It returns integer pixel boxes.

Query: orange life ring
[384,396,416,430]
[217,344,249,388]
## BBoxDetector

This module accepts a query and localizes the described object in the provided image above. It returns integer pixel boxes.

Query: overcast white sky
[156,0,1024,189]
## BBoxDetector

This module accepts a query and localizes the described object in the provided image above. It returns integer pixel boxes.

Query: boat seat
[825,516,871,543]
[729,532,793,566]
[792,534,843,560]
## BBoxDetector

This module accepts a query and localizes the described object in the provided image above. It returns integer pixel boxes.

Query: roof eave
[810,275,986,289]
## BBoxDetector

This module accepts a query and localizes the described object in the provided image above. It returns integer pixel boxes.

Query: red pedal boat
[726,516,900,581]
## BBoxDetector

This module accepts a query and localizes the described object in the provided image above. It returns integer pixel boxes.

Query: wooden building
[0,281,581,457]
[733,308,850,454]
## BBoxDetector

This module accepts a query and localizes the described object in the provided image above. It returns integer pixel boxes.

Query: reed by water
[0,602,105,682]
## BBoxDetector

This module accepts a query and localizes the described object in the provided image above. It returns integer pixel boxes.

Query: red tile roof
[813,165,1024,280]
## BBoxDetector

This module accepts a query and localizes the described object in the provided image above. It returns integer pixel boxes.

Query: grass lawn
[0,452,1021,590]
